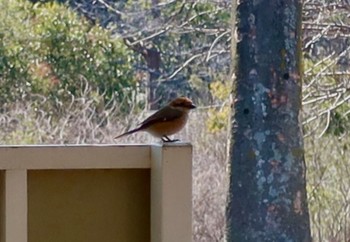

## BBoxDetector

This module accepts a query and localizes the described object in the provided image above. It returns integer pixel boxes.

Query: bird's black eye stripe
[174,103,184,107]
[174,102,193,108]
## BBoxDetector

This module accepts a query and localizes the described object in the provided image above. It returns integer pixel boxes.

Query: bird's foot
[161,136,180,143]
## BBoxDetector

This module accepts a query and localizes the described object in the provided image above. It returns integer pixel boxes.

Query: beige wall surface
[27,169,150,242]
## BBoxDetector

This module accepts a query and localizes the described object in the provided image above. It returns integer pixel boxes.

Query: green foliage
[326,109,350,136]
[303,58,337,86]
[207,80,230,133]
[303,58,350,136]
[0,0,135,111]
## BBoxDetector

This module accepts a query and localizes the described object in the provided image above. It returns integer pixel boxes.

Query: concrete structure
[0,143,192,242]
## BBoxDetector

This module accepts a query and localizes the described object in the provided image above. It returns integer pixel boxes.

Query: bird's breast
[145,114,188,137]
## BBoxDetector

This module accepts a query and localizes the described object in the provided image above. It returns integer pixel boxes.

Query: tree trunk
[226,0,311,241]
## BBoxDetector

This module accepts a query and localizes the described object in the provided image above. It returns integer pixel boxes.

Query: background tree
[226,0,311,241]
[34,0,232,108]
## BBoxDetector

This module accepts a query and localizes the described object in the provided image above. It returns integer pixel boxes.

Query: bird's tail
[114,127,143,139]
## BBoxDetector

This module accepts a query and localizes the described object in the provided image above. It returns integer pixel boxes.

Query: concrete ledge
[0,144,151,170]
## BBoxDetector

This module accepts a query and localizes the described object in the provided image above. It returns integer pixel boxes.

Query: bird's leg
[162,135,179,143]
[161,136,171,142]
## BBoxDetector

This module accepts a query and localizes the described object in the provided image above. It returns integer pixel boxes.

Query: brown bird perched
[114,97,196,142]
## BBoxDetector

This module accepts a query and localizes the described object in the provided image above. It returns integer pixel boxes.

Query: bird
[114,97,196,142]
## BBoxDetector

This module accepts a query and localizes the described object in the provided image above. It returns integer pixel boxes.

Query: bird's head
[169,97,196,112]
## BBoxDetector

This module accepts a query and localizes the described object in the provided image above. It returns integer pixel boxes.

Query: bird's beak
[189,104,196,109]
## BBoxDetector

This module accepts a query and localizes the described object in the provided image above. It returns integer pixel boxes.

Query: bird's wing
[139,106,183,129]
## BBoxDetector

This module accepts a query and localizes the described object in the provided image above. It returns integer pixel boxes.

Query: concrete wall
[0,144,192,242]
[28,169,150,242]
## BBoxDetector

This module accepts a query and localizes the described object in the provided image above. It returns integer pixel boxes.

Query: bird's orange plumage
[114,97,196,142]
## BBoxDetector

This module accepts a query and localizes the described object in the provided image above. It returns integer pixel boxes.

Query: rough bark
[227,0,311,241]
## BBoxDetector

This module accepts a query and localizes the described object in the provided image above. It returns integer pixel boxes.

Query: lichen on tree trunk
[227,0,311,241]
